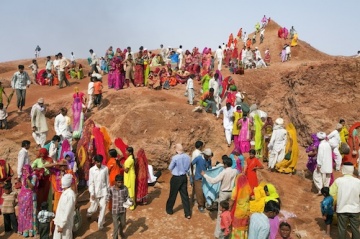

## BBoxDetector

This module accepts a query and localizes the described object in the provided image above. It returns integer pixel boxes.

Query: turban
[37,98,44,103]
[342,163,354,175]
[61,174,73,188]
[275,118,284,125]
[202,148,213,156]
[316,132,326,140]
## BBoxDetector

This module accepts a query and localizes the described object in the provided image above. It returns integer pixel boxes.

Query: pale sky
[0,0,359,62]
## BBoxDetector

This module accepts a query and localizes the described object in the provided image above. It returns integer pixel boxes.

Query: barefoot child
[275,221,293,239]
[107,174,131,239]
[320,187,333,236]
[1,183,18,233]
[219,200,232,239]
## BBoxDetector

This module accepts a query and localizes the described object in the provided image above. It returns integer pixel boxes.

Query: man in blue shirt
[192,148,212,213]
[166,144,192,219]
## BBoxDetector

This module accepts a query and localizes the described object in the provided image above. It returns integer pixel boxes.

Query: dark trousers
[166,175,191,217]
[0,119,8,129]
[92,64,99,74]
[58,71,70,88]
[94,94,102,105]
[39,222,50,239]
[3,213,18,232]
[15,89,26,108]
[337,212,360,239]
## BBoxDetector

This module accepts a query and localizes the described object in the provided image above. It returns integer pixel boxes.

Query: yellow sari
[254,114,264,151]
[275,123,299,173]
[124,155,136,210]
[291,33,298,47]
[340,126,349,143]
[249,182,267,213]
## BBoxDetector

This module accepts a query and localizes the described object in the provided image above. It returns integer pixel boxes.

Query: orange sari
[343,122,360,168]
[50,169,76,212]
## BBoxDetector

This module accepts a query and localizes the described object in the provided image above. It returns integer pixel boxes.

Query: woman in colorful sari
[343,122,360,168]
[238,113,253,153]
[254,114,265,158]
[229,148,245,173]
[290,33,298,47]
[124,147,136,210]
[225,49,232,66]
[306,133,320,173]
[276,123,299,174]
[18,165,38,238]
[143,50,150,86]
[134,52,144,87]
[264,48,271,66]
[114,58,125,90]
[184,50,192,71]
[72,87,85,139]
[201,71,212,93]
[229,174,251,239]
[31,148,52,210]
[135,148,149,205]
[245,149,264,190]
[262,117,273,162]
[232,105,243,151]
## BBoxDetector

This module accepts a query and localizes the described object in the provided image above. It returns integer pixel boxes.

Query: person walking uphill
[11,65,31,112]
[57,53,70,89]
[166,143,192,219]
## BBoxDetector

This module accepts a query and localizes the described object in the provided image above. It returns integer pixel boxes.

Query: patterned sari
[230,174,251,239]
[135,149,149,204]
[18,165,37,237]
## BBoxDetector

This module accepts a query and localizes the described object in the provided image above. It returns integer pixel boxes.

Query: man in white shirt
[201,156,238,238]
[87,155,109,230]
[209,73,220,108]
[17,140,30,179]
[31,98,48,148]
[185,74,194,105]
[87,77,95,110]
[217,103,234,147]
[327,123,342,171]
[54,108,72,142]
[214,45,224,71]
[89,49,98,74]
[57,53,70,88]
[221,43,226,54]
[330,162,360,239]
[313,132,333,194]
[160,44,167,60]
[176,45,184,69]
[70,52,75,65]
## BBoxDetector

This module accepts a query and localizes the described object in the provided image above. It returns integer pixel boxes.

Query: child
[275,221,293,239]
[320,187,334,236]
[245,149,264,190]
[28,59,39,84]
[0,81,8,104]
[1,183,18,233]
[186,74,194,105]
[219,200,232,239]
[37,201,55,239]
[0,102,8,129]
[93,77,103,108]
[107,174,131,239]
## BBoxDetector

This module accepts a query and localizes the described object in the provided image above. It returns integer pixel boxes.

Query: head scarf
[265,183,280,203]
[38,148,49,158]
[64,151,75,170]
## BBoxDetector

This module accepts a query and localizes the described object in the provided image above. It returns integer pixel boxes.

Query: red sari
[245,157,263,190]
[135,148,149,204]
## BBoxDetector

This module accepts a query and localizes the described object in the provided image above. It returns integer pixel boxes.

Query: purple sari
[72,94,84,138]
[18,165,37,235]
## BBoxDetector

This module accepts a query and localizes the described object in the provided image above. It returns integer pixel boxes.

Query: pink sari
[239,117,252,153]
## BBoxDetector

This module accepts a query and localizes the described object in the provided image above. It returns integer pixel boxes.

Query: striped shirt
[107,185,129,214]
[38,210,55,223]
[1,192,17,214]
[11,71,31,90]
[248,213,270,239]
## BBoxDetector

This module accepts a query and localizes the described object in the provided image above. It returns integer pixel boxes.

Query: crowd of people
[0,15,359,239]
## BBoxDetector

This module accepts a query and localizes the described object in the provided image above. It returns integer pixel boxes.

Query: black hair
[264,200,280,214]
[249,149,256,155]
[18,65,24,70]
[52,135,61,142]
[115,174,124,182]
[4,182,12,190]
[22,140,31,147]
[279,221,291,230]
[94,154,103,163]
[209,88,214,93]
[321,187,330,197]
[220,200,229,210]
[195,141,204,149]
[223,157,233,167]
[0,103,3,108]
[127,147,135,159]
[339,119,345,124]
[343,162,354,166]
[41,202,48,210]
[89,49,93,53]
[109,149,118,158]
[218,45,221,48]
[214,73,219,78]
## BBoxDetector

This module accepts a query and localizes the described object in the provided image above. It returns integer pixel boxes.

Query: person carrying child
[1,183,18,233]
[219,200,232,239]
[37,201,55,239]
[107,174,132,239]
[320,187,334,236]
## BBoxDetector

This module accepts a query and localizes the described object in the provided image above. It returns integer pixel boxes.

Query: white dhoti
[268,148,285,169]
[53,224,73,239]
[225,128,232,145]
[32,131,47,147]
[187,88,194,105]
[313,170,331,193]
[87,196,107,229]
[332,147,342,171]
[217,58,222,71]
[87,94,93,109]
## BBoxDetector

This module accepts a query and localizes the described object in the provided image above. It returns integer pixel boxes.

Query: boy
[0,103,8,129]
[219,200,232,239]
[1,183,18,233]
[0,81,8,104]
[93,77,103,109]
[320,187,333,236]
[37,201,55,239]
[107,174,130,239]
